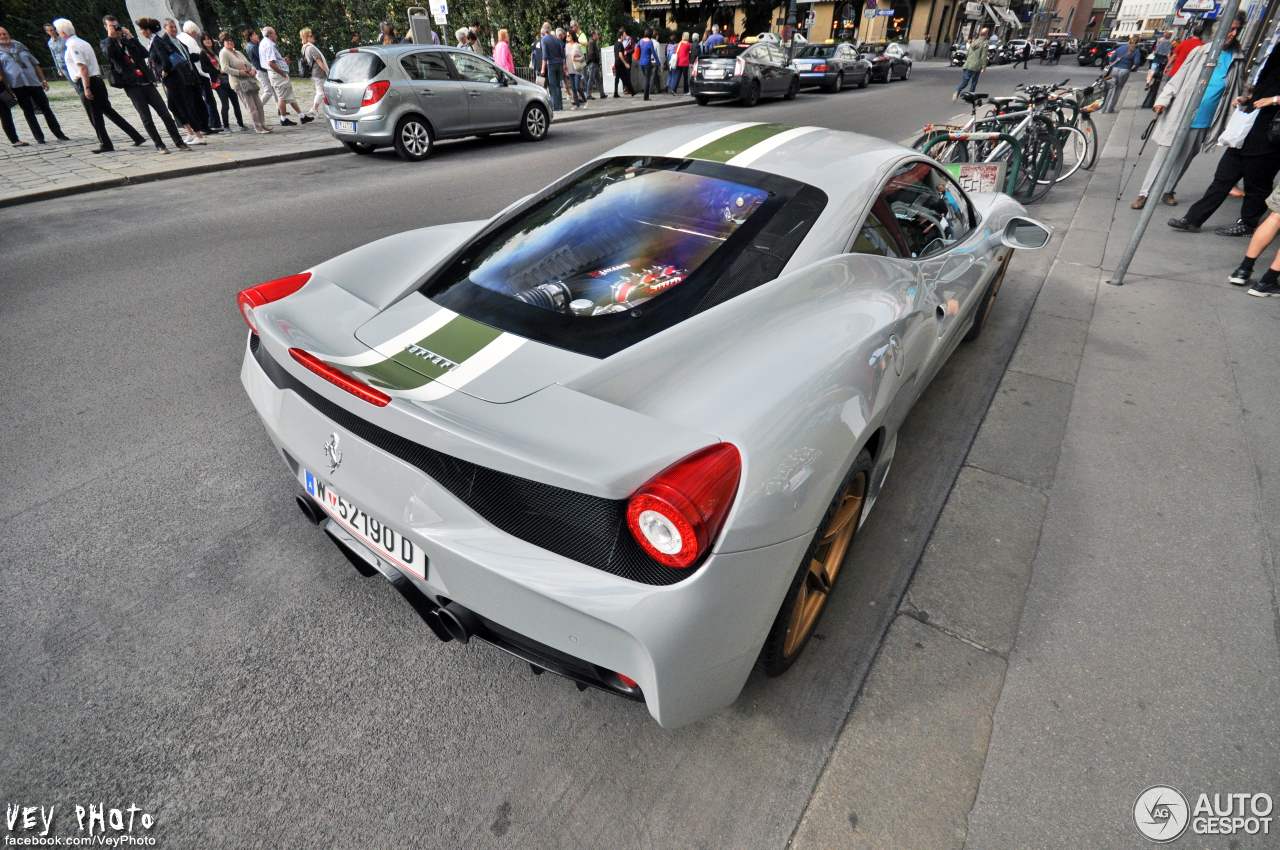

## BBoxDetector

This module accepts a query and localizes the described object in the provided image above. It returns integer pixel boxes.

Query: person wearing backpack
[299,28,329,118]
[100,16,187,152]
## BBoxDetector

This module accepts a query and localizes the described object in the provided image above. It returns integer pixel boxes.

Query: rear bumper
[241,334,810,727]
[690,78,745,99]
[797,71,836,86]
[324,106,395,145]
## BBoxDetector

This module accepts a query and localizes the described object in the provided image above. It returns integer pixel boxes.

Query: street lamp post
[787,0,799,60]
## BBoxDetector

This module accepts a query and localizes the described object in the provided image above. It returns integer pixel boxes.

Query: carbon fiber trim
[249,334,689,586]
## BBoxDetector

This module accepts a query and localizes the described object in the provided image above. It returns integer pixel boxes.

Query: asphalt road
[1,61,1083,848]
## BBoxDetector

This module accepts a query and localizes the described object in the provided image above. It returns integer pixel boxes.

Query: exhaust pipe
[436,602,482,645]
[296,494,327,525]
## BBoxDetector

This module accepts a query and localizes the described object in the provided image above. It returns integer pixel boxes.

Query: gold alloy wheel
[782,471,867,657]
[980,252,1013,328]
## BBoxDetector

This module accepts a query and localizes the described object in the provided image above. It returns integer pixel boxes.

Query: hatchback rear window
[703,44,747,58]
[328,52,385,83]
[421,157,826,357]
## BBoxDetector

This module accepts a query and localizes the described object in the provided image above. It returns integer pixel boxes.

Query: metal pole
[1107,0,1242,286]
[786,0,798,62]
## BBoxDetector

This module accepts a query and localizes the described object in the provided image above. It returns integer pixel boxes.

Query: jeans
[76,76,144,149]
[956,69,981,94]
[568,72,583,105]
[1104,67,1131,112]
[585,62,603,97]
[124,84,184,148]
[1184,148,1280,229]
[216,79,244,127]
[12,86,65,141]
[641,62,657,99]
[670,66,689,93]
[545,62,564,110]
[196,76,221,128]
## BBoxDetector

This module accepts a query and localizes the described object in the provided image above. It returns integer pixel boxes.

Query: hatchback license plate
[305,469,427,579]
[704,69,726,79]
[333,120,356,133]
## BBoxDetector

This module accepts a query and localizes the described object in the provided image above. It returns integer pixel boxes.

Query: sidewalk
[791,87,1280,849]
[0,80,693,208]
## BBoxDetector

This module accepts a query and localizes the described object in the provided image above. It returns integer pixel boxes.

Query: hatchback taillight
[362,79,390,106]
[625,443,741,569]
[734,57,745,76]
[691,59,699,76]
[238,272,312,333]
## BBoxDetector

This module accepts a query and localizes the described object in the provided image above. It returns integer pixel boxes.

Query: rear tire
[696,95,710,105]
[964,251,1012,342]
[741,79,761,107]
[520,102,549,141]
[784,75,800,100]
[393,115,433,161]
[858,69,870,88]
[757,450,873,677]
[344,141,376,155]
[824,72,843,93]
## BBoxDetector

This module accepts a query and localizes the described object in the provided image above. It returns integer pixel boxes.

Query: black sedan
[1078,40,1120,66]
[791,42,872,91]
[859,42,912,82]
[692,41,800,106]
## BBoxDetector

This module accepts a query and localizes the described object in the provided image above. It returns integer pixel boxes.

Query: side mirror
[1001,216,1052,249]
[499,74,508,86]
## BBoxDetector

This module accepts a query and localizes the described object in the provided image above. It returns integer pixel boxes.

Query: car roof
[601,122,910,210]
[338,44,483,57]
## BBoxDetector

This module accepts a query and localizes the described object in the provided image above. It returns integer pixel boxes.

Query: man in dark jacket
[614,30,634,96]
[147,18,210,135]
[539,23,565,110]
[101,16,187,152]
[585,31,602,99]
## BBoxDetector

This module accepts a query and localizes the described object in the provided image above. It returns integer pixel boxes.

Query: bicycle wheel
[1053,125,1089,183]
[1079,114,1099,169]
[1015,129,1063,203]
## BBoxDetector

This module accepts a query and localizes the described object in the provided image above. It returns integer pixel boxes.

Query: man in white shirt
[54,18,144,153]
[258,27,310,125]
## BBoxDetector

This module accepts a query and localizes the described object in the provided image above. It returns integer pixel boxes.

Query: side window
[877,163,973,258]
[450,52,501,83]
[768,44,786,64]
[401,51,453,81]
[744,45,764,62]
[852,199,907,258]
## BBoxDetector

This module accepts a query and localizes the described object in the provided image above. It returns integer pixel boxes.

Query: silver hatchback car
[322,45,553,161]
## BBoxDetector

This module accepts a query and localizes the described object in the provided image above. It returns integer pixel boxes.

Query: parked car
[322,45,552,162]
[237,122,1051,727]
[691,41,801,106]
[1078,39,1120,66]
[858,42,912,81]
[1031,38,1048,56]
[791,41,872,91]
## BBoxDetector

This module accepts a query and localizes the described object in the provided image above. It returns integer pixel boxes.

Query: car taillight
[322,87,329,105]
[626,443,740,569]
[237,272,312,333]
[289,348,391,407]
[734,57,744,76]
[813,63,828,71]
[362,79,390,106]
[691,59,699,76]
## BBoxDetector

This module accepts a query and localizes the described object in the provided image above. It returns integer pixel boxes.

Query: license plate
[305,469,427,580]
[704,69,725,79]
[333,120,356,133]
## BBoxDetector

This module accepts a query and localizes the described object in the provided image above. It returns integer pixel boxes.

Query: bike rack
[922,132,1022,196]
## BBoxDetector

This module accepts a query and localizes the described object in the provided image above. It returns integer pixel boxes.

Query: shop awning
[998,5,1022,25]
[983,3,1001,22]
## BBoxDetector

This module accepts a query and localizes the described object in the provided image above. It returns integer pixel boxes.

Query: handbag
[241,74,260,95]
[1219,106,1257,148]
[0,82,16,108]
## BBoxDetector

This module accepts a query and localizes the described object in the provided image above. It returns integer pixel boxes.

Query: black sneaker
[1215,220,1253,237]
[1168,218,1201,232]
[1247,278,1280,297]
[300,115,314,124]
[280,118,297,126]
[1229,265,1253,286]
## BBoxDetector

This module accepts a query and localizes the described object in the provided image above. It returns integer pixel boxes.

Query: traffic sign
[1180,0,1214,10]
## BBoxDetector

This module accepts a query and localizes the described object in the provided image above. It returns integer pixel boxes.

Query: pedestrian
[299,29,328,118]
[180,21,222,131]
[375,23,400,45]
[539,23,565,111]
[1133,15,1243,210]
[156,19,211,135]
[138,18,205,145]
[704,24,725,50]
[44,23,74,86]
[455,27,469,49]
[259,26,311,125]
[100,17,186,152]
[1227,182,1280,290]
[638,28,660,100]
[614,29,634,97]
[244,28,276,111]
[953,27,988,102]
[1143,31,1173,109]
[469,22,484,49]
[201,33,244,131]
[585,31,602,99]
[565,32,585,109]
[1165,24,1203,79]
[53,18,145,154]
[492,28,514,73]
[1103,35,1143,113]
[0,26,67,145]
[1169,30,1280,237]
[218,32,269,133]
[671,32,692,94]
[1013,40,1030,69]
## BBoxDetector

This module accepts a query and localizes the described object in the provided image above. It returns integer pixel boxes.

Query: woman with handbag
[219,32,269,133]
[299,29,329,118]
[140,18,206,144]
[203,33,244,131]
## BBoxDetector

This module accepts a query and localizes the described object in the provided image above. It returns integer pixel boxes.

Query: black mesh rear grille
[249,335,687,585]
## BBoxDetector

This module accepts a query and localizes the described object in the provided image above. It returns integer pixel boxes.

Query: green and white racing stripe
[306,309,526,402]
[669,123,822,164]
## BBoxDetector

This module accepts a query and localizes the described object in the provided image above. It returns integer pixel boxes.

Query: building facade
[1111,0,1175,35]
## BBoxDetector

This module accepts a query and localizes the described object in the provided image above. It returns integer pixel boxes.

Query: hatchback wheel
[696,95,711,105]
[393,116,433,161]
[741,79,761,107]
[520,102,549,141]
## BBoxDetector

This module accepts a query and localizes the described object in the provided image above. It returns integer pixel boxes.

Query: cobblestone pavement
[0,80,693,206]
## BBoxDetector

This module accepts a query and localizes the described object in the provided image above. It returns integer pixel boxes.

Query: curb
[0,98,697,209]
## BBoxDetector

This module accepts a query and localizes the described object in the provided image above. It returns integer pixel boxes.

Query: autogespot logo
[1134,785,1190,843]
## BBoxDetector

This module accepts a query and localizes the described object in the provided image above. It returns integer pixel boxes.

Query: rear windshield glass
[328,52,385,83]
[703,44,748,58]
[795,45,837,57]
[421,157,826,358]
